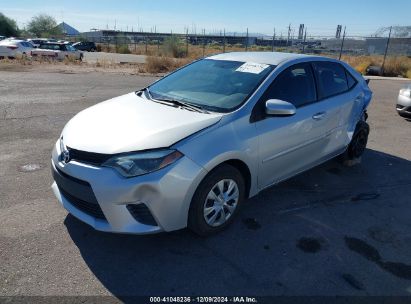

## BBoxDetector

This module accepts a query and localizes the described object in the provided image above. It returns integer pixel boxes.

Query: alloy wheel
[203,179,239,227]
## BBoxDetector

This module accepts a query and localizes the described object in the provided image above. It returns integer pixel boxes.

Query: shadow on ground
[65,149,411,297]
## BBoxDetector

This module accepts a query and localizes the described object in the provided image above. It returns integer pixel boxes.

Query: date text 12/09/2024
[149,297,258,303]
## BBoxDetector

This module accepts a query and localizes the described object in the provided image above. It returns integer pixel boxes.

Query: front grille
[52,165,106,220]
[127,204,157,226]
[67,147,112,166]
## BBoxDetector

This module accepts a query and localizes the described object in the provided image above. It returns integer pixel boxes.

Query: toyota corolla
[51,52,372,235]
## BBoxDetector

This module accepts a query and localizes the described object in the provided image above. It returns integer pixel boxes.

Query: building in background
[56,22,80,36]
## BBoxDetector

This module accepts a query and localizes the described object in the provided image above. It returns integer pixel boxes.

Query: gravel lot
[0,67,411,298]
[83,51,146,64]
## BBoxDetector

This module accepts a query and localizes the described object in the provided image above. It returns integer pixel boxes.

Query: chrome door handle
[312,112,326,120]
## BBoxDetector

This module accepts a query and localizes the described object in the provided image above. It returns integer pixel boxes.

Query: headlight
[102,149,183,178]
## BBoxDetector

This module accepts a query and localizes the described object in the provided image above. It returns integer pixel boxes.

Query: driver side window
[265,63,317,108]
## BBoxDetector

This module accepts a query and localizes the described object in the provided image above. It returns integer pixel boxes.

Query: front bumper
[51,140,207,234]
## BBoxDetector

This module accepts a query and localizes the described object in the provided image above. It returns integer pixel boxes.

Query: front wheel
[188,164,245,236]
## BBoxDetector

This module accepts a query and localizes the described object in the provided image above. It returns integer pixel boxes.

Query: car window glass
[264,63,317,107]
[149,59,273,112]
[313,62,349,99]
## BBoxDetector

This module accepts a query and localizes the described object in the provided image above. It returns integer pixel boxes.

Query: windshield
[148,59,273,112]
[66,45,76,51]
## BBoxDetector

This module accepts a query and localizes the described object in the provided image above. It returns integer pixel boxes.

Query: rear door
[311,61,355,154]
[255,62,339,189]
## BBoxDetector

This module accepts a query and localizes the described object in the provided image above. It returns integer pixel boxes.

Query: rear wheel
[188,164,245,236]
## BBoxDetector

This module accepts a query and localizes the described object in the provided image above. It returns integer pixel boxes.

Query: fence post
[272,28,275,52]
[223,29,226,53]
[338,26,346,60]
[302,28,307,53]
[381,26,392,76]
[157,34,160,56]
[245,28,249,51]
[186,28,189,57]
[202,29,205,57]
[145,35,148,54]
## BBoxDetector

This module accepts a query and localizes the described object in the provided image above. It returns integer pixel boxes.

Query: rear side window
[264,63,317,108]
[313,62,349,99]
[346,71,357,89]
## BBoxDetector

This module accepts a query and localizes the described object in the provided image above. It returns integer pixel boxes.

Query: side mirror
[265,99,296,116]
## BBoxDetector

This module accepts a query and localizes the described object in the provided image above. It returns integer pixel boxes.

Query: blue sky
[1,0,409,36]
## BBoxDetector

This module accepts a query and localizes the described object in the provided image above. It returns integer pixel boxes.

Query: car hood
[62,92,222,154]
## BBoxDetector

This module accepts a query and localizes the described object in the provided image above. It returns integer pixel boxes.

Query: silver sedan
[51,52,373,236]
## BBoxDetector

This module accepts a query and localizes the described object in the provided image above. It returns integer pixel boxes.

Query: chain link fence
[64,28,411,77]
[69,30,410,56]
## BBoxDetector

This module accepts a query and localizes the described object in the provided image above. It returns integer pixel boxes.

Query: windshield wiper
[142,87,153,99]
[143,88,209,114]
[156,98,209,114]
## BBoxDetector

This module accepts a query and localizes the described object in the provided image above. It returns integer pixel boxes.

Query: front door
[255,62,339,189]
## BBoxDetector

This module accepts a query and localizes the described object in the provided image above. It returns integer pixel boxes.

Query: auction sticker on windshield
[236,62,270,74]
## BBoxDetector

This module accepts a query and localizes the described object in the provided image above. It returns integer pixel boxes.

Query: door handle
[312,112,326,120]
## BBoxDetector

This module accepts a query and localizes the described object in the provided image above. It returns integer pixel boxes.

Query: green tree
[0,13,19,37]
[27,14,61,37]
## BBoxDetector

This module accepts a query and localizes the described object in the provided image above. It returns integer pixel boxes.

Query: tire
[188,164,245,236]
[340,120,370,162]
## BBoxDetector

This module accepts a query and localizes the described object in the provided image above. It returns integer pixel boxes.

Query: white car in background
[31,42,83,61]
[0,39,34,59]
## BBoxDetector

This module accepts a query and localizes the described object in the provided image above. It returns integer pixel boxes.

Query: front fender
[174,114,259,198]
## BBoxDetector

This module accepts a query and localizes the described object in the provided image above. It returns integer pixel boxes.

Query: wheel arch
[204,159,252,199]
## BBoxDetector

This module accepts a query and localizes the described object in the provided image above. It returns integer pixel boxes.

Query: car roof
[40,42,66,45]
[208,51,320,66]
[0,39,25,45]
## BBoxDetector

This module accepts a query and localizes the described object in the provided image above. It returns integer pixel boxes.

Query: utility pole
[338,26,346,60]
[381,26,393,76]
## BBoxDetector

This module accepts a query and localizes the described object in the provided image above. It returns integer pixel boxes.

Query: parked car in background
[0,39,34,58]
[397,85,411,118]
[26,38,49,48]
[72,41,97,52]
[51,52,372,236]
[0,36,5,41]
[31,42,83,60]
